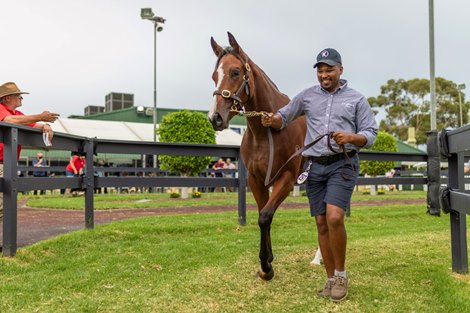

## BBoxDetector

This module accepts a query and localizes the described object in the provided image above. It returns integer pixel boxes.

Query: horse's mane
[215,47,288,98]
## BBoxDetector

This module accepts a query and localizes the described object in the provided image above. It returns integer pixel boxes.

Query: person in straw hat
[0,82,60,250]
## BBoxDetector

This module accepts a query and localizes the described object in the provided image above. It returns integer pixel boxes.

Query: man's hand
[39,111,60,123]
[261,112,283,129]
[42,123,54,141]
[331,131,367,147]
[261,112,274,127]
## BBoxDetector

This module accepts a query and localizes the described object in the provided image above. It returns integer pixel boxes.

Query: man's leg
[315,213,336,298]
[315,214,335,277]
[326,204,347,271]
[326,203,348,302]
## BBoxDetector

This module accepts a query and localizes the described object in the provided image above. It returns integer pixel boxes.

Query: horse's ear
[227,32,241,54]
[211,37,223,57]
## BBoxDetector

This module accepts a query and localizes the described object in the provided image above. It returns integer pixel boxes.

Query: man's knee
[326,205,345,228]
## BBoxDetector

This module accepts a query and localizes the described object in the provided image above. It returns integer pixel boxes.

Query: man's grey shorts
[305,155,359,216]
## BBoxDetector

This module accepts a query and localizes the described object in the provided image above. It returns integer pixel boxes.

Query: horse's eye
[231,69,240,78]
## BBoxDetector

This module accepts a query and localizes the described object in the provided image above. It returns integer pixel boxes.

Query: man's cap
[313,48,342,68]
[0,82,29,98]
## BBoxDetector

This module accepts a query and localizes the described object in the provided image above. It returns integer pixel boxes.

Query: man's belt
[310,150,357,166]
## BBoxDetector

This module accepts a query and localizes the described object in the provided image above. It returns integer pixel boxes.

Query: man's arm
[3,111,60,125]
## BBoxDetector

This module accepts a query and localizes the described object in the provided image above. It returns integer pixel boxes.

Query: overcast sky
[2,0,469,119]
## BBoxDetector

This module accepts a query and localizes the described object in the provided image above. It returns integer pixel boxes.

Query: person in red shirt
[0,82,60,236]
[65,154,86,196]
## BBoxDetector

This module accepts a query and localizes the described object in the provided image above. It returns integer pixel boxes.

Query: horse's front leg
[258,206,275,280]
[256,173,295,281]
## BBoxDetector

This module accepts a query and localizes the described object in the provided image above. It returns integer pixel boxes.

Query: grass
[2,191,468,312]
[20,190,427,210]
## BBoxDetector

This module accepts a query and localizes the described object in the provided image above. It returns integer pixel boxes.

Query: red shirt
[0,103,36,161]
[66,155,85,173]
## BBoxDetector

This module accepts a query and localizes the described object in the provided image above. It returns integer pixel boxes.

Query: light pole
[141,8,165,142]
[428,0,437,130]
[458,83,466,127]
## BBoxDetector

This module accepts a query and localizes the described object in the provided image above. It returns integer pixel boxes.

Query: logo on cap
[321,50,329,58]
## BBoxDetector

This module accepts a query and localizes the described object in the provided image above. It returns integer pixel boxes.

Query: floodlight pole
[458,84,466,127]
[153,23,158,143]
[429,0,437,130]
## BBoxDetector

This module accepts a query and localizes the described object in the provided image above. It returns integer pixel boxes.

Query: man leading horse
[261,48,378,302]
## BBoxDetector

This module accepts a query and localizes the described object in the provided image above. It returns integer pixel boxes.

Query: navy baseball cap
[313,48,342,68]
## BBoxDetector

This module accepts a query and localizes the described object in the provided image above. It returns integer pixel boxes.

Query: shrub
[360,132,398,177]
[170,192,181,198]
[191,191,202,198]
[157,110,216,177]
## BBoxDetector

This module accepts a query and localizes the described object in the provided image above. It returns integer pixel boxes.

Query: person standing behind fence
[224,158,237,191]
[0,82,59,248]
[65,154,86,196]
[32,152,48,195]
[212,158,225,192]
[261,48,378,302]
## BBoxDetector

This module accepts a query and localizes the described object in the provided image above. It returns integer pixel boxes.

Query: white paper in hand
[43,132,52,147]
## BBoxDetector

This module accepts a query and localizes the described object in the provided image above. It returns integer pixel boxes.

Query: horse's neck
[245,68,289,136]
[252,67,288,111]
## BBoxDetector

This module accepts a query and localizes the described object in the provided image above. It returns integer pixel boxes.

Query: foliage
[360,131,397,176]
[368,77,469,144]
[191,191,202,198]
[157,110,216,176]
[169,192,181,198]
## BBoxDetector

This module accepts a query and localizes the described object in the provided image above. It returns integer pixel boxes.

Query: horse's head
[208,32,255,131]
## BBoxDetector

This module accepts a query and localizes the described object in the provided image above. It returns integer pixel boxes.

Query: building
[105,92,134,112]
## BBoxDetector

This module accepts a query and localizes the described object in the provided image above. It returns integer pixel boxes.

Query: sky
[2,0,469,119]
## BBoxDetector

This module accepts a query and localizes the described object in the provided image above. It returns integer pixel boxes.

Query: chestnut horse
[208,32,307,280]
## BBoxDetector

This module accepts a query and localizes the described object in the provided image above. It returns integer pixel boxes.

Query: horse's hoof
[257,268,275,281]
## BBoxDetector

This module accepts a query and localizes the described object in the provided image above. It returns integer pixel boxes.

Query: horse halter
[212,49,252,114]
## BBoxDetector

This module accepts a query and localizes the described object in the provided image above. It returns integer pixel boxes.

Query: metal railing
[1,122,437,257]
[438,124,470,273]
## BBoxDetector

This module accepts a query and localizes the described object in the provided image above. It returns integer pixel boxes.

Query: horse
[208,32,307,280]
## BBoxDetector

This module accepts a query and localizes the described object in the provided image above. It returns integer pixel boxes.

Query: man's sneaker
[331,275,348,302]
[317,279,332,298]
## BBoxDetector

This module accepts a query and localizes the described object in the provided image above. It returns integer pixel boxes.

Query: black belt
[309,150,357,166]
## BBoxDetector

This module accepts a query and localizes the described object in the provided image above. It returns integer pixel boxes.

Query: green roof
[396,140,425,153]
[70,106,247,126]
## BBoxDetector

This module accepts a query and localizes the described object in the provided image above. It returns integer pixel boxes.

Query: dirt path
[1,198,425,248]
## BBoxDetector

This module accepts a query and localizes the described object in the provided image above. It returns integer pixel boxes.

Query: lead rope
[232,109,355,185]
[264,132,332,187]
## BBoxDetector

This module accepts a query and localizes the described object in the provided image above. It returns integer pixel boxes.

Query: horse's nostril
[215,114,223,126]
[209,113,224,130]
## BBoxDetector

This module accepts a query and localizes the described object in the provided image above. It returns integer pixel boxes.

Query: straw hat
[0,82,29,99]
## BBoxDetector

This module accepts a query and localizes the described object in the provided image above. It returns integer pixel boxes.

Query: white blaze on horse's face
[209,62,225,118]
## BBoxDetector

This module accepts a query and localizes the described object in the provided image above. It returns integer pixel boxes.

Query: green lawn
[21,190,427,210]
[2,191,469,312]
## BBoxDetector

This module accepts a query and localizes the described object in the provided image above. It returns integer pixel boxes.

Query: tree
[157,110,216,177]
[368,77,469,145]
[360,132,397,177]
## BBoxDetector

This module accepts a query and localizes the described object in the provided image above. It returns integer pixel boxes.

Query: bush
[170,192,181,198]
[360,132,398,176]
[157,110,216,177]
[191,191,202,198]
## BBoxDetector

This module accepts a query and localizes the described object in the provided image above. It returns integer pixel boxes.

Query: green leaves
[360,131,397,177]
[157,110,216,176]
[369,77,468,144]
